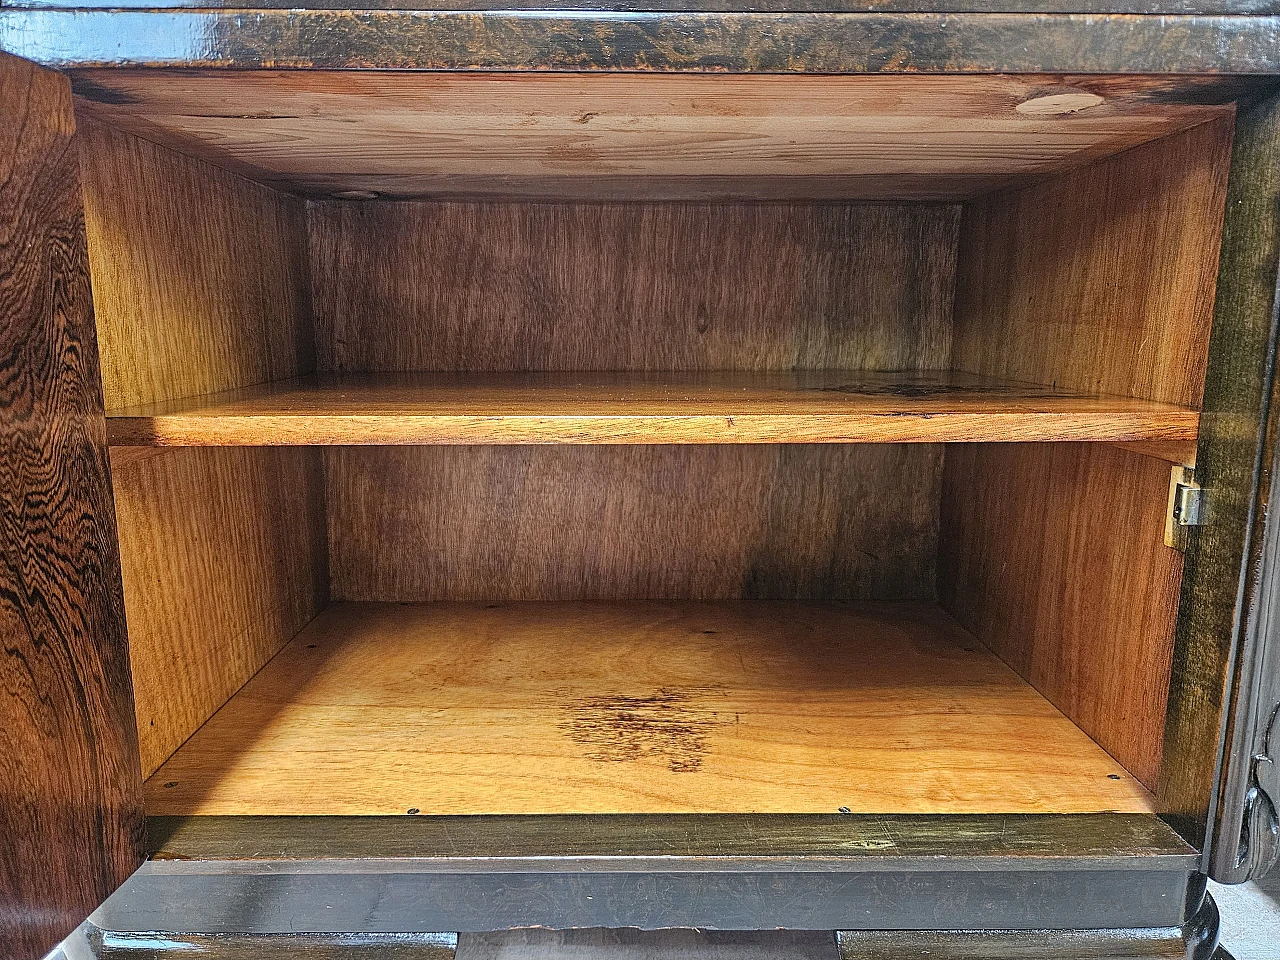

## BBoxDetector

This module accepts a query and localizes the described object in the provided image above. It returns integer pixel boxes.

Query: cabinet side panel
[80,120,314,409]
[940,119,1233,793]
[78,125,327,778]
[939,443,1182,790]
[952,114,1232,407]
[309,200,958,374]
[328,445,940,602]
[112,447,328,778]
[0,54,142,960]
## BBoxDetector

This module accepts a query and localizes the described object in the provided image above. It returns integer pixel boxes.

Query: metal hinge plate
[1165,465,1204,551]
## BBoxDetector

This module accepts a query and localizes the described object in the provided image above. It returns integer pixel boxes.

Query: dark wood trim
[1157,88,1280,873]
[5,0,1279,13]
[147,813,1196,865]
[838,881,1218,959]
[2,10,1280,73]
[1198,88,1280,884]
[837,926,1189,959]
[81,824,1200,934]
[90,931,459,959]
[0,51,143,960]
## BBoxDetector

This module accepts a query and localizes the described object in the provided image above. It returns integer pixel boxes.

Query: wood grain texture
[941,117,1235,796]
[939,443,1183,792]
[952,115,1233,408]
[141,601,1154,816]
[67,72,1231,201]
[0,53,141,960]
[104,371,1200,447]
[79,120,313,410]
[79,122,328,779]
[1111,440,1198,467]
[309,201,957,374]
[111,447,328,778]
[325,445,940,602]
[145,811,1196,862]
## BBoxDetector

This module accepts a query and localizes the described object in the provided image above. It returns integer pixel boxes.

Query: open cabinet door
[1164,87,1280,886]
[0,51,143,958]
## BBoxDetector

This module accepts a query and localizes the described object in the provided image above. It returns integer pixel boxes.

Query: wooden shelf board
[107,372,1199,446]
[143,601,1155,816]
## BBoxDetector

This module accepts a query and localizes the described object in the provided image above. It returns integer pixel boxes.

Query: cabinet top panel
[3,9,1280,74]
[68,71,1238,200]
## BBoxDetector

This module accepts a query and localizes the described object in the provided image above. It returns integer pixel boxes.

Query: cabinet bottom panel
[141,601,1151,817]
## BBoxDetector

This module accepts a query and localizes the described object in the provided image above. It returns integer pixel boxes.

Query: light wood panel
[112,448,328,778]
[939,444,1183,791]
[0,52,141,960]
[952,114,1233,407]
[79,121,314,409]
[104,371,1200,447]
[1110,440,1197,467]
[71,71,1232,201]
[80,124,328,778]
[309,201,957,374]
[325,445,940,602]
[940,117,1234,792]
[142,601,1155,816]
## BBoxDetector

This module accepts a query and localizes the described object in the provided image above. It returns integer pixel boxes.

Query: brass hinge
[1165,465,1204,551]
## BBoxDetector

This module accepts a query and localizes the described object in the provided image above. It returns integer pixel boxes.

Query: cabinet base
[59,921,1220,960]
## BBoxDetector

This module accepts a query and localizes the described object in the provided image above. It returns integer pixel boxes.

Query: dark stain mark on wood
[560,689,725,773]
[817,380,1074,399]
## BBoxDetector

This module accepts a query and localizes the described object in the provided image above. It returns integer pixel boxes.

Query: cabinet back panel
[79,121,314,409]
[327,445,940,602]
[308,201,958,373]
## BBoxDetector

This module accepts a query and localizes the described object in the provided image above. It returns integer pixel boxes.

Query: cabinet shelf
[106,371,1198,447]
[143,600,1153,817]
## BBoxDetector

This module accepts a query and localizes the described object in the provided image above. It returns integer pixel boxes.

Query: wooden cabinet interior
[74,74,1234,818]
